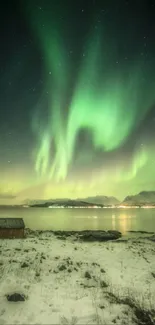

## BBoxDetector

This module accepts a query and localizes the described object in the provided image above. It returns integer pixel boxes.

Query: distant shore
[1,204,155,209]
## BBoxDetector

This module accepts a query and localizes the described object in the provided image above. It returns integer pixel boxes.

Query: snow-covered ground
[0,230,155,325]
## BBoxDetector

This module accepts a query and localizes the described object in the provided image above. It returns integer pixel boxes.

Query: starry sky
[0,0,155,204]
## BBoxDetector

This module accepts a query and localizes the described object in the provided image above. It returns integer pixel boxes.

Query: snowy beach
[0,230,155,325]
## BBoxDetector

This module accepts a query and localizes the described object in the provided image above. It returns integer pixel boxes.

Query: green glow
[26,3,69,179]
[116,144,148,181]
[67,68,148,158]
[26,5,155,182]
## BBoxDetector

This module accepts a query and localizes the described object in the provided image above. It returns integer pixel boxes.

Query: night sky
[0,0,155,204]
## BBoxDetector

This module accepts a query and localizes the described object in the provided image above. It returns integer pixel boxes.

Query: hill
[78,196,120,206]
[122,191,155,206]
[24,196,119,207]
[30,199,104,208]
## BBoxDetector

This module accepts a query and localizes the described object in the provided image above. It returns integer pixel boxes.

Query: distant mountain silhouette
[78,196,120,206]
[30,199,104,208]
[2,191,155,207]
[122,191,155,206]
[24,195,120,207]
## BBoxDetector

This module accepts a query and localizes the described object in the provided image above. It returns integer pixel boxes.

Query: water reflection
[118,214,130,234]
[0,207,154,233]
[112,214,116,231]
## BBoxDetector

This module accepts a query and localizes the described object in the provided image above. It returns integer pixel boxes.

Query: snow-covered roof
[0,218,25,229]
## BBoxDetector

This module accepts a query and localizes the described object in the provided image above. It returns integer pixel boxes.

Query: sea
[0,207,155,235]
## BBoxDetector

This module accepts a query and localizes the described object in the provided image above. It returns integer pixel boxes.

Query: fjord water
[0,207,155,234]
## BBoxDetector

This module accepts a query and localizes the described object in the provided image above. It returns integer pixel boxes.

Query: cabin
[0,218,25,238]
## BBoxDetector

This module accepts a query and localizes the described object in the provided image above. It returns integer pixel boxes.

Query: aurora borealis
[0,0,155,204]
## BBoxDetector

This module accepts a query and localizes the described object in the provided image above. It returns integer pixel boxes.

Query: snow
[0,231,155,324]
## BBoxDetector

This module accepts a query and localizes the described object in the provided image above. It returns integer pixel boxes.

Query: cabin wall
[0,228,25,238]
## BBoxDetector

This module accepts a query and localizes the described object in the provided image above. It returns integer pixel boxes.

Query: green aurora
[23,3,155,199]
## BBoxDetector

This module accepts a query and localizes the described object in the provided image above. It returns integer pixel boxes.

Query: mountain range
[25,195,120,207]
[122,191,155,206]
[1,191,155,207]
[26,191,155,207]
[30,199,104,208]
[77,196,120,206]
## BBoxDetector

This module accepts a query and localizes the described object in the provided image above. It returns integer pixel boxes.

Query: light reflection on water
[0,207,154,234]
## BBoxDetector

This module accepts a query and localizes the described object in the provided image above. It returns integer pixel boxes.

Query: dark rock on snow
[146,235,155,242]
[7,293,25,302]
[127,230,154,234]
[58,264,67,271]
[25,228,122,242]
[78,230,121,242]
[53,230,121,241]
[100,280,108,288]
[84,271,91,279]
[21,262,29,268]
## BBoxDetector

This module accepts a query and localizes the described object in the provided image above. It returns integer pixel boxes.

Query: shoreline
[25,228,155,242]
[25,228,123,242]
[0,230,155,324]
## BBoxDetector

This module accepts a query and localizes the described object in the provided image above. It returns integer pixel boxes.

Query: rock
[79,230,121,242]
[65,259,73,266]
[52,230,122,241]
[108,230,122,237]
[146,235,155,242]
[21,262,29,268]
[54,256,60,260]
[36,272,40,277]
[127,230,154,234]
[100,280,108,288]
[7,293,25,302]
[76,262,82,267]
[58,264,67,271]
[41,255,46,259]
[84,271,91,279]
[82,284,96,288]
[92,262,100,266]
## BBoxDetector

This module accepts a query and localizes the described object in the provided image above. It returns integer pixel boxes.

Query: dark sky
[0,0,155,203]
